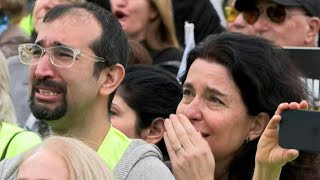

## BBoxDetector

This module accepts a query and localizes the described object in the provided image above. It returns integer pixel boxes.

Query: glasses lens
[51,46,75,67]
[267,5,286,23]
[243,9,259,25]
[225,6,239,23]
[19,44,43,65]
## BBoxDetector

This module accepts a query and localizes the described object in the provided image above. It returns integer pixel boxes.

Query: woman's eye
[110,110,117,116]
[183,89,192,96]
[209,96,224,105]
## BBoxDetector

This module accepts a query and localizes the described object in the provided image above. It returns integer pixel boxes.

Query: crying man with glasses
[234,0,320,47]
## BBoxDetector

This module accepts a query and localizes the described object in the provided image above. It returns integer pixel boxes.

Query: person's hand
[253,100,308,180]
[164,114,215,180]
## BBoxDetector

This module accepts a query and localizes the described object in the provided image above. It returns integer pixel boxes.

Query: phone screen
[279,109,320,153]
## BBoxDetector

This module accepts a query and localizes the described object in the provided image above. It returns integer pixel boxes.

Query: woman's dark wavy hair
[117,65,182,160]
[179,32,308,179]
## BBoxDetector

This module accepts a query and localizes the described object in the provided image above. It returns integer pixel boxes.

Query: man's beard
[29,78,68,121]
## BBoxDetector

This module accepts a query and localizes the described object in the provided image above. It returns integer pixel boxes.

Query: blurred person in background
[210,0,227,27]
[235,0,320,47]
[111,65,182,161]
[0,0,30,58]
[235,0,320,111]
[224,0,257,35]
[172,0,225,46]
[0,51,16,124]
[19,0,35,37]
[0,50,41,161]
[127,40,152,65]
[110,0,182,67]
[87,0,110,11]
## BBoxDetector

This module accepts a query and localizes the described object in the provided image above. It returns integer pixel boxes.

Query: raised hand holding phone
[252,100,308,180]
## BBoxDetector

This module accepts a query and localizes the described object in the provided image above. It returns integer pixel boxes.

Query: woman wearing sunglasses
[234,0,320,47]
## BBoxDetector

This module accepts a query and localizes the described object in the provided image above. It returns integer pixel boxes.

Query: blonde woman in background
[15,136,114,180]
[110,0,182,67]
[0,51,41,161]
[0,51,16,124]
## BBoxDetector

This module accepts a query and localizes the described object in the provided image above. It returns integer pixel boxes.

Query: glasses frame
[18,43,106,68]
[242,4,306,25]
[224,5,240,23]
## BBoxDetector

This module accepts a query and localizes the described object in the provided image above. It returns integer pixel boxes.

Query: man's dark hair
[86,0,110,11]
[43,3,129,111]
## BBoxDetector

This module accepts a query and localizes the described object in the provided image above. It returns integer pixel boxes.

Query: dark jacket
[172,0,225,45]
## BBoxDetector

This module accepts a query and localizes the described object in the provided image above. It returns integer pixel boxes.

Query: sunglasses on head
[242,4,302,25]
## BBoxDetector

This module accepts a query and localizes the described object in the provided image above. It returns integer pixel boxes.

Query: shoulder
[114,139,174,180]
[2,123,41,144]
[3,124,41,159]
[11,131,41,145]
[117,139,162,163]
[1,123,23,135]
[152,47,182,65]
[0,155,21,180]
[124,139,163,157]
[126,155,174,180]
[0,24,30,43]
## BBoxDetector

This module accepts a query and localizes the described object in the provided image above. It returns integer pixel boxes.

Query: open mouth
[114,10,127,22]
[31,79,66,104]
[37,88,61,96]
[34,86,64,103]
[200,132,210,138]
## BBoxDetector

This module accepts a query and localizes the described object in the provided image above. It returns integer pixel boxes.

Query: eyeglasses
[18,43,106,68]
[242,4,305,25]
[224,5,240,23]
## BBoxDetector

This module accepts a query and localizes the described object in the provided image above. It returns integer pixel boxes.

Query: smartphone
[279,109,320,153]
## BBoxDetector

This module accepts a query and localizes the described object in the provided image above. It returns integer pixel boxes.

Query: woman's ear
[98,64,125,96]
[149,3,158,20]
[304,17,320,45]
[140,117,165,145]
[248,112,270,141]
